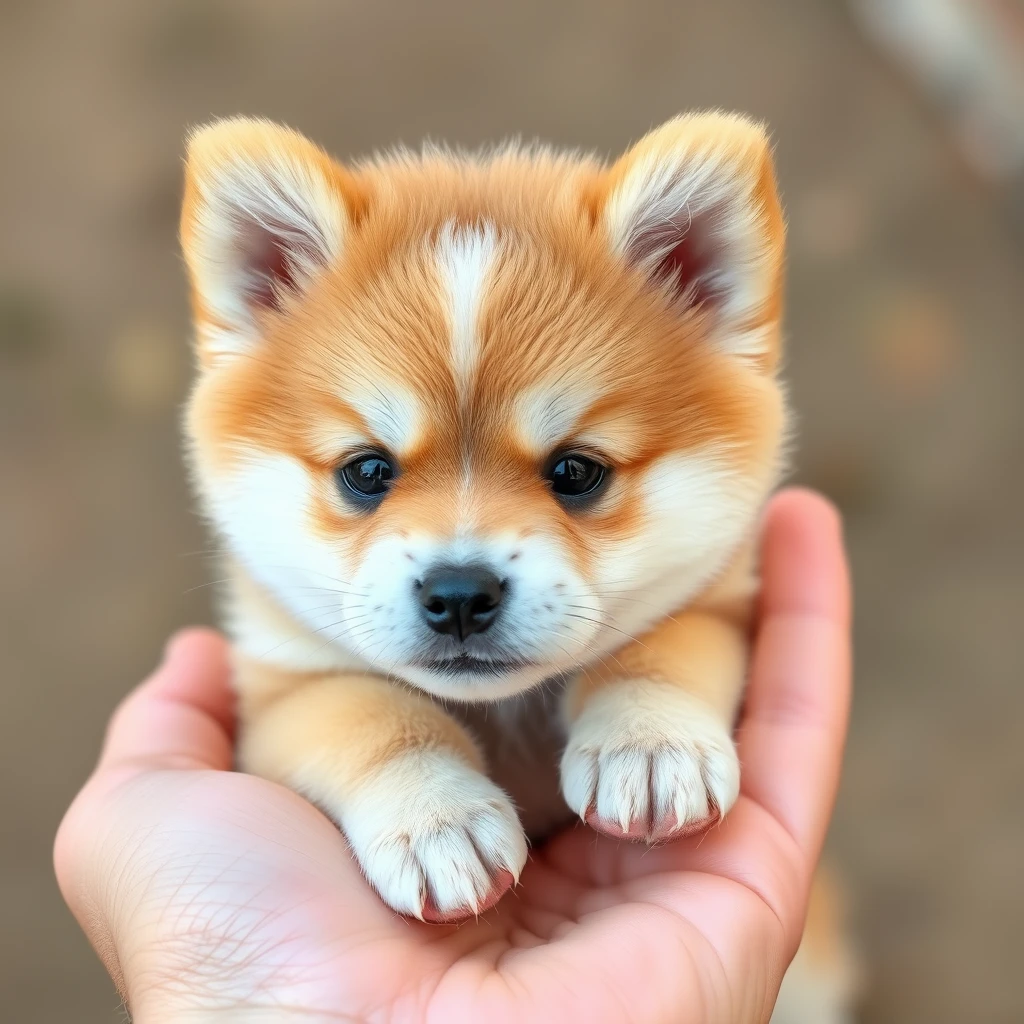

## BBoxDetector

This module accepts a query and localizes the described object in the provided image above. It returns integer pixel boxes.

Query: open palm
[56,490,850,1024]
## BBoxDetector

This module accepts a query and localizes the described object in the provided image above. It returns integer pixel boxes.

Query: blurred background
[2,0,1023,1020]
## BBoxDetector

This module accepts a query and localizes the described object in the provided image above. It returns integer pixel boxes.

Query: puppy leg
[237,663,527,921]
[561,550,754,842]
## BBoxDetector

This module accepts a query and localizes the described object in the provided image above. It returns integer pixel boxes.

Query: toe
[419,868,516,923]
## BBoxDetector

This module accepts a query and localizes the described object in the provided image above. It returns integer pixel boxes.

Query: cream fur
[180,112,792,926]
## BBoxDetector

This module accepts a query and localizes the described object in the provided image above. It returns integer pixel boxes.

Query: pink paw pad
[584,809,720,844]
[418,868,516,924]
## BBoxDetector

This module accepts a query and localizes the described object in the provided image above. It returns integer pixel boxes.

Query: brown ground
[1,1,1022,1021]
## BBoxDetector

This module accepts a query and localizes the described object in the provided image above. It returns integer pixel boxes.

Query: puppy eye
[546,453,608,502]
[337,453,395,502]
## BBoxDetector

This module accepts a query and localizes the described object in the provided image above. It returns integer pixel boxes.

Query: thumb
[53,629,236,991]
[96,628,235,776]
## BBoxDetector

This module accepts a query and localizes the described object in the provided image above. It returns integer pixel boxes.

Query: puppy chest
[449,678,573,842]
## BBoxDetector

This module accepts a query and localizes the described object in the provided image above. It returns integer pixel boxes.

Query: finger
[736,488,852,864]
[96,628,236,774]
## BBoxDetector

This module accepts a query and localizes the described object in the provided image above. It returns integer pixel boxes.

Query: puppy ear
[180,117,355,364]
[597,112,786,367]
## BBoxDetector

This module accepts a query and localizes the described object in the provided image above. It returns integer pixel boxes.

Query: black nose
[418,566,503,640]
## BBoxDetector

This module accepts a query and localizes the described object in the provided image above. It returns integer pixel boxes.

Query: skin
[54,489,850,1024]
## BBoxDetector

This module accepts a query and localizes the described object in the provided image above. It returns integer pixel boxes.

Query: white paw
[341,750,527,921]
[560,682,740,842]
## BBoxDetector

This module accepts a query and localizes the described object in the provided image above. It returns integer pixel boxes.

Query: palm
[56,490,849,1024]
[103,763,793,1022]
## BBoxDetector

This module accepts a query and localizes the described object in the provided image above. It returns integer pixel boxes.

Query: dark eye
[337,453,395,502]
[546,453,608,502]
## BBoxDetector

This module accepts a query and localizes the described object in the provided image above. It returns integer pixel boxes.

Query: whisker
[182,577,234,595]
[552,624,631,679]
[593,594,686,625]
[544,629,584,671]
[567,599,675,630]
[306,619,374,658]
[178,549,365,590]
[563,612,651,651]
[256,611,372,660]
[182,578,370,600]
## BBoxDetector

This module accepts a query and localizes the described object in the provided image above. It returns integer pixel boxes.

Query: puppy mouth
[419,654,531,677]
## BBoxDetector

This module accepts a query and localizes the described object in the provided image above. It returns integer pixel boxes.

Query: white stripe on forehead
[514,380,602,454]
[435,221,499,400]
[345,381,423,454]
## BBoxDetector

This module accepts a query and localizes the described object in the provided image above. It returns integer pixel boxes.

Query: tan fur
[178,110,853,1008]
[237,659,485,794]
[567,541,756,722]
[177,116,851,1019]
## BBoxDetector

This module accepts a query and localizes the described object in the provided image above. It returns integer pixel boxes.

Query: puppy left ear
[597,112,786,367]
[180,117,358,366]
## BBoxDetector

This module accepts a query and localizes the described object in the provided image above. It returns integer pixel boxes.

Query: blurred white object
[850,0,1024,180]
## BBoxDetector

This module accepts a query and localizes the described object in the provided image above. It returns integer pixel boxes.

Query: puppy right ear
[594,112,785,370]
[180,117,355,364]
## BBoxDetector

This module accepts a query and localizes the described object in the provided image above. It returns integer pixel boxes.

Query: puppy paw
[560,682,740,843]
[341,750,527,922]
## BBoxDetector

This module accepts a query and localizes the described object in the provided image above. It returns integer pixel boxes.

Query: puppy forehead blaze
[207,214,759,498]
[332,219,751,465]
[182,115,785,542]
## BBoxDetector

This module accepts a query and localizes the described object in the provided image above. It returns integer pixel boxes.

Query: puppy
[180,112,787,923]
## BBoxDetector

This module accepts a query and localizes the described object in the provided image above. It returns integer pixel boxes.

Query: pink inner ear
[656,228,720,310]
[626,202,725,311]
[244,228,299,310]
[235,204,326,312]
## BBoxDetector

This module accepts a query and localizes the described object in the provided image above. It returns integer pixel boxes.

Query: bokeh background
[2,1,1023,1020]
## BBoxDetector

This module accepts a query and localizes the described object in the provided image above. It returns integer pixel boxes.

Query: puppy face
[182,115,787,700]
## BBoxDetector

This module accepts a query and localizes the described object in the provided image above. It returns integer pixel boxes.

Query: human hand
[55,488,850,1024]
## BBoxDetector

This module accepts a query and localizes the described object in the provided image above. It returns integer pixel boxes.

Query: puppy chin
[398,660,561,702]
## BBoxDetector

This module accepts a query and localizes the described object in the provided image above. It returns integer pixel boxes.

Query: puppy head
[182,114,787,700]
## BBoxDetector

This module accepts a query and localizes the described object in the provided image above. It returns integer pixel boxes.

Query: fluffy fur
[179,113,850,1014]
[178,110,856,1015]
[183,106,782,900]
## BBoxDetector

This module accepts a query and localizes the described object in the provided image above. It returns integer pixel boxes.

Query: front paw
[560,682,740,843]
[342,750,527,922]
